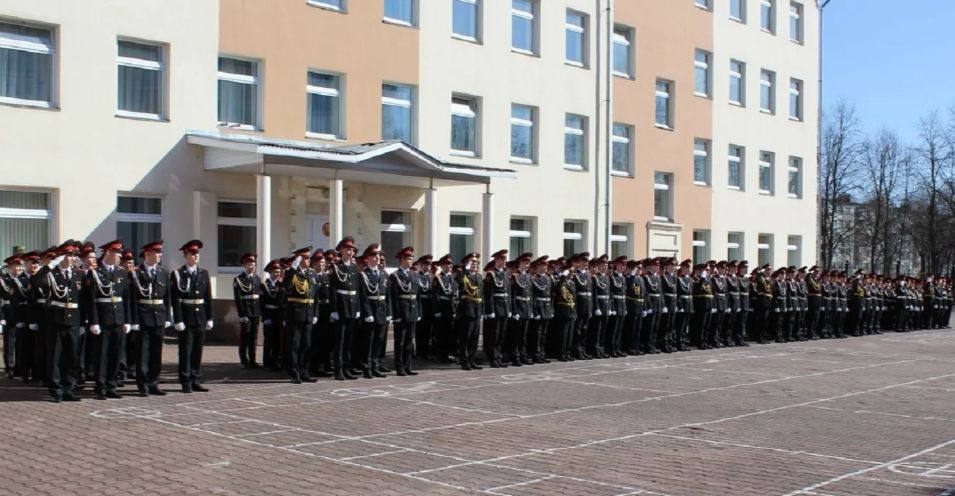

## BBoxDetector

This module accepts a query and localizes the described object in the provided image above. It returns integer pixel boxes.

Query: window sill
[306,1,346,14]
[694,92,711,99]
[115,110,167,122]
[306,132,345,141]
[450,150,478,158]
[612,72,634,80]
[729,16,745,24]
[761,28,775,35]
[382,17,416,28]
[787,193,801,199]
[654,123,674,131]
[729,101,745,108]
[694,4,712,12]
[565,60,588,69]
[563,164,586,172]
[511,48,539,57]
[790,38,804,46]
[789,116,804,122]
[0,96,55,110]
[451,33,481,45]
[728,185,742,191]
[509,157,535,165]
[759,108,775,115]
[218,123,258,131]
[758,190,773,196]
[611,170,632,177]
[693,181,710,187]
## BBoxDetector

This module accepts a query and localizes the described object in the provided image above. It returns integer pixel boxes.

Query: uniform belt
[462,296,483,303]
[181,299,205,305]
[264,304,280,309]
[95,296,124,303]
[577,292,592,296]
[367,295,386,301]
[612,295,625,299]
[515,296,531,302]
[140,299,164,305]
[679,295,692,299]
[287,297,314,304]
[35,298,47,304]
[665,293,677,297]
[0,299,8,305]
[398,294,417,300]
[759,293,772,298]
[596,295,610,299]
[336,289,357,296]
[493,294,509,298]
[319,299,329,304]
[240,294,259,300]
[437,296,451,300]
[50,301,79,309]
[730,292,741,295]
[626,297,645,302]
[697,294,714,298]
[535,297,551,301]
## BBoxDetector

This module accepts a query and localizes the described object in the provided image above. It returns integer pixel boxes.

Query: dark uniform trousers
[456,270,483,366]
[171,267,213,388]
[136,326,164,389]
[49,325,83,398]
[624,300,644,354]
[456,316,480,364]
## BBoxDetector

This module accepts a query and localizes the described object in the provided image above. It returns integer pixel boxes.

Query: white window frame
[611,223,632,258]
[612,27,633,78]
[306,71,344,140]
[757,234,773,267]
[789,78,803,121]
[694,138,711,186]
[217,199,257,273]
[564,113,587,171]
[655,79,673,129]
[611,123,633,176]
[729,59,745,106]
[653,172,673,221]
[729,0,746,23]
[0,21,55,108]
[788,156,802,198]
[787,235,802,266]
[728,145,744,190]
[758,151,775,195]
[116,39,165,120]
[727,232,744,260]
[510,104,536,164]
[217,56,259,130]
[694,49,711,98]
[508,216,535,254]
[564,10,587,67]
[692,230,710,264]
[381,82,415,144]
[116,194,163,225]
[695,0,712,11]
[383,0,416,26]
[761,0,776,34]
[511,0,537,55]
[0,194,52,220]
[380,209,412,250]
[450,95,479,157]
[563,220,586,257]
[307,0,345,12]
[789,2,804,43]
[760,69,775,114]
[452,0,481,43]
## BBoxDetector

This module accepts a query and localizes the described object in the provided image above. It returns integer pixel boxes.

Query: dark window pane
[218,201,256,218]
[117,196,161,214]
[117,221,161,257]
[217,225,255,267]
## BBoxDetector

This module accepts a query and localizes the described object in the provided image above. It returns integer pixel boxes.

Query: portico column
[256,174,271,268]
[482,185,494,261]
[329,178,344,249]
[425,186,438,255]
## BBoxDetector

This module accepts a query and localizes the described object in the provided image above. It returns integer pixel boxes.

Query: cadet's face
[185,252,199,265]
[64,254,77,266]
[301,255,311,268]
[315,258,325,271]
[399,256,413,269]
[144,251,160,265]
[269,268,281,279]
[519,261,530,271]
[244,261,256,272]
[342,247,355,260]
[84,253,97,268]
[106,250,121,266]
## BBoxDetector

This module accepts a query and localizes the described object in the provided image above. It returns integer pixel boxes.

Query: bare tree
[818,100,861,269]
[858,129,908,274]
[912,110,954,274]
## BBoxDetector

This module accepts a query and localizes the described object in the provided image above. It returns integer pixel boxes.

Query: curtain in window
[0,48,50,101]
[0,218,48,261]
[307,92,338,135]
[118,65,160,114]
[218,79,256,125]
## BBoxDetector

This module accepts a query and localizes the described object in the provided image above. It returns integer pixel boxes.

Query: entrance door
[306,214,329,250]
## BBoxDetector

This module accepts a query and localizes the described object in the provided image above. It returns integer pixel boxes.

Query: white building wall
[710,0,819,267]
[418,0,608,259]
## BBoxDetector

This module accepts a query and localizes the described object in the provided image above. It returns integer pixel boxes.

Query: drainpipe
[603,0,613,255]
[593,0,603,254]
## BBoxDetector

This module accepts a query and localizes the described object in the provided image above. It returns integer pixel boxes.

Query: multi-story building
[0,0,818,332]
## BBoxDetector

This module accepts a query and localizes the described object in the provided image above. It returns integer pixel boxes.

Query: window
[510,104,536,163]
[788,156,802,197]
[563,221,585,258]
[564,113,587,169]
[761,0,775,33]
[452,0,480,42]
[655,79,673,128]
[384,0,415,25]
[511,0,537,54]
[217,57,258,129]
[565,11,587,66]
[307,71,343,139]
[790,2,804,43]
[728,145,744,189]
[509,217,535,255]
[760,69,775,113]
[117,39,164,119]
[692,230,710,265]
[727,232,744,261]
[381,210,412,259]
[757,234,773,267]
[451,95,478,156]
[787,235,802,267]
[0,190,51,262]
[117,196,162,255]
[611,223,632,258]
[694,139,711,185]
[653,172,673,221]
[730,0,746,22]
[449,214,476,262]
[789,78,803,120]
[612,27,632,78]
[611,123,633,175]
[382,82,414,143]
[758,151,775,194]
[694,49,711,97]
[729,60,745,106]
[217,201,256,270]
[308,0,344,11]
[0,21,55,108]
[695,0,712,10]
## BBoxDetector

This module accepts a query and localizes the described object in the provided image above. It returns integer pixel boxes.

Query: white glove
[647,309,653,315]
[393,318,402,323]
[487,313,496,319]
[174,322,185,331]
[131,324,140,331]
[291,256,301,269]
[386,316,393,322]
[89,325,102,336]
[29,323,39,331]
[164,321,172,329]
[594,309,602,317]
[641,311,647,317]
[434,313,442,318]
[263,319,272,325]
[123,324,132,334]
[364,316,374,323]
[16,322,24,328]
[534,315,541,320]
[507,312,512,318]
[330,312,340,322]
[677,309,684,313]
[205,320,214,330]
[312,317,318,324]
[239,316,249,324]
[511,314,520,321]
[775,307,781,313]
[355,312,361,318]
[661,308,668,314]
[610,310,616,316]
[725,309,731,313]
[0,325,3,335]
[711,309,717,314]
[0,319,4,325]
[417,317,422,322]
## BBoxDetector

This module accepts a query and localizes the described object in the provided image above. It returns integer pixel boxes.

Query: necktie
[65,270,71,280]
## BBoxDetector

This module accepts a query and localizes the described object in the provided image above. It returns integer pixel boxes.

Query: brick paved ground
[2,323,954,495]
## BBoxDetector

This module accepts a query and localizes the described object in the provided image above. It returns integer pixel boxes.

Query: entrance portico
[187,131,516,267]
